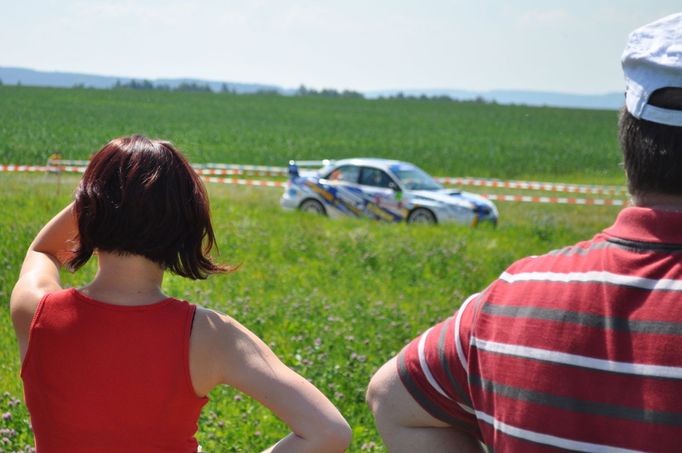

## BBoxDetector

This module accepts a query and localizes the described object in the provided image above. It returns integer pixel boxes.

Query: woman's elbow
[311,416,352,452]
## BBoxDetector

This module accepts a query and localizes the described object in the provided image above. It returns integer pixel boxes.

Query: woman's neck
[79,251,167,306]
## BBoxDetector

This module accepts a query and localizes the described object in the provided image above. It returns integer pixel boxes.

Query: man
[367,13,682,452]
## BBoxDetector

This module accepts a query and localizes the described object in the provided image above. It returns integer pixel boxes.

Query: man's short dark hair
[68,135,231,279]
[619,88,682,197]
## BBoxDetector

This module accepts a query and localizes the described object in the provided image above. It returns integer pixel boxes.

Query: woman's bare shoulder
[191,306,273,361]
[10,278,56,360]
[192,306,243,343]
[189,306,277,394]
[10,283,46,321]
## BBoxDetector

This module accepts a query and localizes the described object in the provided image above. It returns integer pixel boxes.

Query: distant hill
[365,88,624,111]
[0,66,623,110]
[0,67,281,94]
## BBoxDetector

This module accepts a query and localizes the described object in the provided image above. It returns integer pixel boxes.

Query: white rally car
[280,158,498,225]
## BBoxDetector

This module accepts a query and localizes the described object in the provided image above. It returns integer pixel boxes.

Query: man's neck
[631,192,682,212]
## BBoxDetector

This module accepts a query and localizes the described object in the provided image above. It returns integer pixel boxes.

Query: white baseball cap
[622,12,682,126]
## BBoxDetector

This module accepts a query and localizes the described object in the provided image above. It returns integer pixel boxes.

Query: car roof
[330,158,415,171]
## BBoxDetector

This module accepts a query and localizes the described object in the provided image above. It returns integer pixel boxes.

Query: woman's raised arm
[10,203,77,358]
[190,307,352,452]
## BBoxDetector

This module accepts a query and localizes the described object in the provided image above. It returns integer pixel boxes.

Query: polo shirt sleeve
[396,292,481,436]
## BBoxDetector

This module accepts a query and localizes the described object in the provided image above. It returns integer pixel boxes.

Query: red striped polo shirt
[399,207,682,452]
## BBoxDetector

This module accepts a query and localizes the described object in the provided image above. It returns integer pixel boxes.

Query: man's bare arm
[366,357,483,453]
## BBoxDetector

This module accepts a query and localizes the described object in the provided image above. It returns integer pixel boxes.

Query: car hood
[410,189,495,209]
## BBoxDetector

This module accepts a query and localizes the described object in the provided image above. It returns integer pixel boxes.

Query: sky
[1,0,680,94]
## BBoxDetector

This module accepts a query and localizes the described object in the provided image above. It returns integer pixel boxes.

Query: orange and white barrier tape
[195,168,243,176]
[0,164,86,173]
[1,165,50,172]
[436,176,626,196]
[2,164,277,178]
[200,177,623,205]
[194,168,288,177]
[195,163,289,174]
[482,194,625,206]
[3,162,625,206]
[45,161,287,177]
[191,163,289,176]
[42,160,627,195]
[200,176,287,188]
[47,159,89,166]
[195,161,329,174]
[54,166,86,173]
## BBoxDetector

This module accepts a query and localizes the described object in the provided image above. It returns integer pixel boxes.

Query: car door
[358,167,404,221]
[320,164,367,217]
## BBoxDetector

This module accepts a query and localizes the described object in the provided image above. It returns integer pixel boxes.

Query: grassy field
[0,86,626,451]
[0,85,625,184]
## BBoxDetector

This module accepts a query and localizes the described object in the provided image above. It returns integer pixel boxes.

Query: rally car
[280,158,498,225]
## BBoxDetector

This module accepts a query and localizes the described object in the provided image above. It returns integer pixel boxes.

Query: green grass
[0,86,625,184]
[0,172,620,451]
[0,86,627,450]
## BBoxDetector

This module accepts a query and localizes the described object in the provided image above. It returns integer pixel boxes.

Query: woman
[10,135,351,452]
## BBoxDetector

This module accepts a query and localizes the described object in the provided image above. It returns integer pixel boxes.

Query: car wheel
[299,199,327,216]
[407,208,436,224]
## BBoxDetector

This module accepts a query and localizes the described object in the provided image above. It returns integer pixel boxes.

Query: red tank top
[21,288,208,453]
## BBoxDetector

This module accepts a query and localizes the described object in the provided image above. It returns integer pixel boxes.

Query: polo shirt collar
[603,207,682,244]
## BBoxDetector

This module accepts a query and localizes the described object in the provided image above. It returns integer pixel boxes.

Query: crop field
[0,85,625,183]
[0,86,624,451]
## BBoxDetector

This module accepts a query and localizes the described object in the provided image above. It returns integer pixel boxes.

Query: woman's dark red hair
[68,135,231,279]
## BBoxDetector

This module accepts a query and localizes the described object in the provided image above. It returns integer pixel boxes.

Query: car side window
[326,165,359,183]
[359,167,394,189]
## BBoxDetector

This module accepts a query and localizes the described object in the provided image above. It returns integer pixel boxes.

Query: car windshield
[392,166,442,190]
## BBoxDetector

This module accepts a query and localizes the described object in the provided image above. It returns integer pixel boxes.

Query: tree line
[94,82,495,103]
[112,79,214,92]
[109,80,365,98]
[1,77,494,104]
